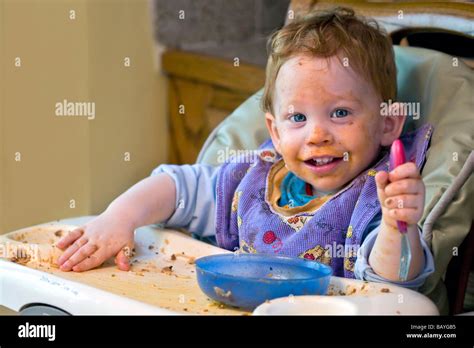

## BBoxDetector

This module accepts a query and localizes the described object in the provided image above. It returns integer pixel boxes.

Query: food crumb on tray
[161,265,173,275]
[168,252,195,264]
[327,283,392,296]
[207,300,228,309]
[10,254,31,265]
[186,257,195,265]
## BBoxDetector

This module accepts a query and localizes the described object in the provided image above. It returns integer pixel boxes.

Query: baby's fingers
[56,227,83,250]
[375,171,389,202]
[60,242,98,272]
[115,246,132,271]
[72,252,104,272]
[387,207,421,225]
[384,194,420,210]
[57,236,88,266]
[385,178,423,197]
[388,162,420,182]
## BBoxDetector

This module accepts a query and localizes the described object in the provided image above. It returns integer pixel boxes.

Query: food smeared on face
[267,55,385,193]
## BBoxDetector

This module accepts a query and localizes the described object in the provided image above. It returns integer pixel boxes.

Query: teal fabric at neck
[278,171,340,208]
[278,172,315,207]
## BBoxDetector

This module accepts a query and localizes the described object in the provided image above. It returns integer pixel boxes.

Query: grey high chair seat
[196,46,474,314]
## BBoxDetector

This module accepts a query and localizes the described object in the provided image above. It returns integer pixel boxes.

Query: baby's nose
[306,126,333,145]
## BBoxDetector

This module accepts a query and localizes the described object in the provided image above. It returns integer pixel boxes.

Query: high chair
[192,1,474,315]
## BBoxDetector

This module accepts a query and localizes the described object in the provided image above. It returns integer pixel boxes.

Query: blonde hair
[261,7,397,115]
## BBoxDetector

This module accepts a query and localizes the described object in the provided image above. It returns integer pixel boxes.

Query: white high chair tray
[253,276,439,315]
[0,216,438,315]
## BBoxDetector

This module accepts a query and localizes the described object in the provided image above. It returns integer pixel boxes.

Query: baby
[57,8,434,287]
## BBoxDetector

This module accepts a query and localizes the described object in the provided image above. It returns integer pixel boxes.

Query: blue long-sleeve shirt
[151,163,434,290]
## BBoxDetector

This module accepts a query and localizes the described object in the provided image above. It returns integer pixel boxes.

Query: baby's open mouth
[303,156,344,175]
[304,156,343,167]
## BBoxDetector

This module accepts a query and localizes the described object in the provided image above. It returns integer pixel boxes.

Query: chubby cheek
[275,127,300,160]
[346,122,380,169]
[279,141,298,166]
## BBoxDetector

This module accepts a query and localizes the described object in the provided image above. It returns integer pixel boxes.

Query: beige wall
[0,0,168,233]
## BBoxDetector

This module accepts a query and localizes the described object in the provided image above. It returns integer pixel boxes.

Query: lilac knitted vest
[215,124,433,278]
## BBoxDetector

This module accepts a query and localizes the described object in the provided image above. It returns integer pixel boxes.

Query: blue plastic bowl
[195,253,333,310]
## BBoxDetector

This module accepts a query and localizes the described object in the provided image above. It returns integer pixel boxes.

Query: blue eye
[289,113,307,123]
[331,109,350,118]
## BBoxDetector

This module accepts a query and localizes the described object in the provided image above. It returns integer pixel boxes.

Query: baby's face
[266,54,388,193]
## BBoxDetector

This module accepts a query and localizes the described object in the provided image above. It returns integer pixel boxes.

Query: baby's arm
[370,162,426,281]
[56,173,177,272]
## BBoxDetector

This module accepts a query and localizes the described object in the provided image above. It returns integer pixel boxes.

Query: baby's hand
[375,162,425,229]
[56,212,135,272]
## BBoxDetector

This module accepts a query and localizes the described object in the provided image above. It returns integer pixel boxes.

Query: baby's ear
[265,112,282,153]
[380,102,406,146]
